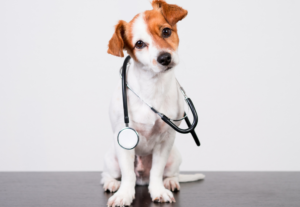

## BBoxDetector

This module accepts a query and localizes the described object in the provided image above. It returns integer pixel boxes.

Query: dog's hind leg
[101,146,121,192]
[163,145,182,191]
[162,146,205,189]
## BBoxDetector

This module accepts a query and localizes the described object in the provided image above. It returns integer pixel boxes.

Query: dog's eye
[135,40,146,49]
[162,28,172,38]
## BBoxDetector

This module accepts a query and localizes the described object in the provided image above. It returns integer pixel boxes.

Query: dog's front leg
[107,132,136,207]
[149,131,176,203]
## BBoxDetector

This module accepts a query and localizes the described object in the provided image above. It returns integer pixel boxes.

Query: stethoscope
[117,55,200,150]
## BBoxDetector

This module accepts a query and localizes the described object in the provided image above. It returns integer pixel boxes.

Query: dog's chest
[130,97,180,138]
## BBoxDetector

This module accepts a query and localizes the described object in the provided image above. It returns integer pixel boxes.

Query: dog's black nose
[157,53,171,66]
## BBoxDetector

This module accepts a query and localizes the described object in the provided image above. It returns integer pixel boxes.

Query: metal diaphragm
[117,127,139,150]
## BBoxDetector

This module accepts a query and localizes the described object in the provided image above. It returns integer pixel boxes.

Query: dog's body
[102,1,204,206]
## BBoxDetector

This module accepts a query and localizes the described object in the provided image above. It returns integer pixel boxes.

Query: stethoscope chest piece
[117,127,139,150]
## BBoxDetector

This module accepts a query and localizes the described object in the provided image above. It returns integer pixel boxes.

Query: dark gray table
[0,172,299,207]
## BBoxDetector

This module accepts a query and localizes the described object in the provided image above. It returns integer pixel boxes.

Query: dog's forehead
[128,9,179,53]
[144,9,170,29]
[131,13,152,45]
[130,10,169,42]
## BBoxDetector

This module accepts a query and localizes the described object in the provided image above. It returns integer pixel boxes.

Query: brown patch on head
[143,0,188,51]
[107,15,140,60]
[152,0,188,26]
[107,0,187,59]
[107,20,126,57]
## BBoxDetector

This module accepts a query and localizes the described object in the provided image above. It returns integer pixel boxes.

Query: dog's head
[107,0,188,72]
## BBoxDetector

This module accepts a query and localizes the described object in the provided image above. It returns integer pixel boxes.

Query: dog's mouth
[157,62,175,73]
[165,66,173,71]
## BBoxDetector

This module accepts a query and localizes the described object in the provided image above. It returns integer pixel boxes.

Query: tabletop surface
[0,172,299,207]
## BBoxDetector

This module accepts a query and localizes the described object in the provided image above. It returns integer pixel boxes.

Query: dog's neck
[127,59,178,101]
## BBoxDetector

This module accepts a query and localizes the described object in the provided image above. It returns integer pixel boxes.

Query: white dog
[101,1,204,206]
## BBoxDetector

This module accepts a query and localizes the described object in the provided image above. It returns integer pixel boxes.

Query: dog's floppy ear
[152,0,188,26]
[107,20,127,57]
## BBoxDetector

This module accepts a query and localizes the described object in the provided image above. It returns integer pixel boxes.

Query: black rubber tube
[160,98,198,134]
[122,55,131,124]
[184,112,200,146]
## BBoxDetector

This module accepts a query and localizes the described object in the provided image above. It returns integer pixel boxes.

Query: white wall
[0,0,299,171]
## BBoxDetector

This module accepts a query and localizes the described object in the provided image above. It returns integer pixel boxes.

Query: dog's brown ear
[107,20,127,57]
[152,0,188,26]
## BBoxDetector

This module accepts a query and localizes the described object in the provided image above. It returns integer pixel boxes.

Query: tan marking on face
[144,9,179,51]
[118,13,141,61]
[152,59,157,66]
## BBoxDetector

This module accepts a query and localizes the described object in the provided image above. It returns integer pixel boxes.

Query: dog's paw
[103,179,121,193]
[107,188,135,207]
[163,177,180,191]
[149,185,175,203]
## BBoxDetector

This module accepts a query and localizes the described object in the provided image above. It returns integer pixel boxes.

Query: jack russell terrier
[101,0,204,206]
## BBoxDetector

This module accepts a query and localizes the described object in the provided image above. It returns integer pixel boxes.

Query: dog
[101,1,204,206]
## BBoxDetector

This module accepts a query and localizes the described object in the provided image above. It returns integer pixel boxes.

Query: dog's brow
[159,24,172,30]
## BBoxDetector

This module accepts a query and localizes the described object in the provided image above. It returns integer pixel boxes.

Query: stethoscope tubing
[121,55,200,147]
[122,55,131,125]
[158,97,198,134]
[184,112,200,146]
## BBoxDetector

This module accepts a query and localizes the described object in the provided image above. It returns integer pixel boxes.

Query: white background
[0,0,299,171]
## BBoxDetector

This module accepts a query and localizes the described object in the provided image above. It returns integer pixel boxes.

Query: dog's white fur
[102,12,204,207]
